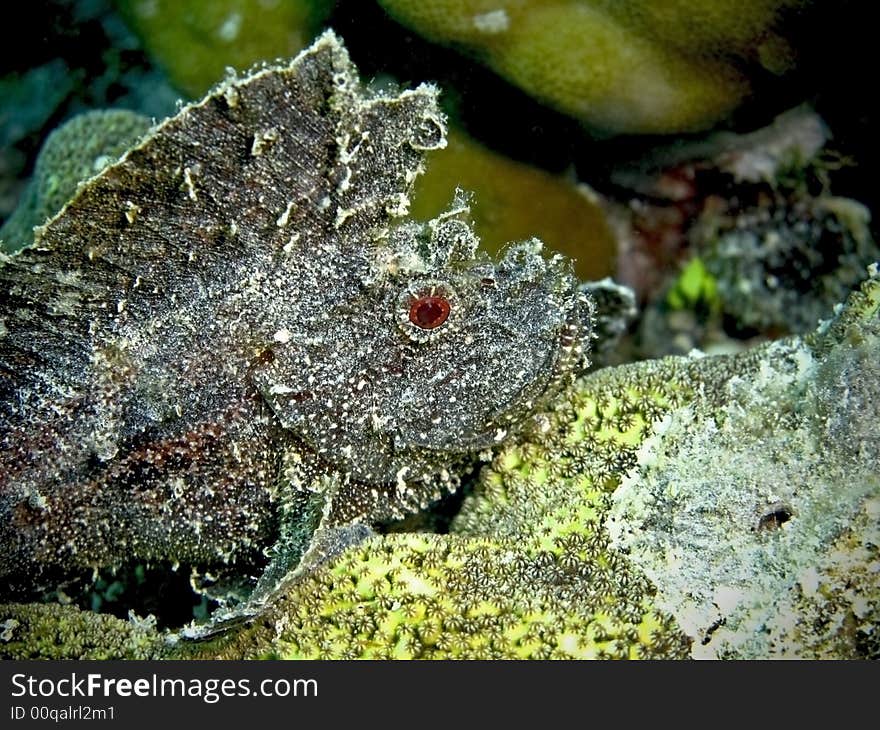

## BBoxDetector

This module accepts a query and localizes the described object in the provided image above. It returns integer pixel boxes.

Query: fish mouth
[551,286,595,383]
[512,286,592,407]
[458,245,592,434]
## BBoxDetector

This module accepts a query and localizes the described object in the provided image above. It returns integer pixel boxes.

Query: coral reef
[0,602,164,659]
[0,110,151,252]
[377,0,814,135]
[114,0,336,97]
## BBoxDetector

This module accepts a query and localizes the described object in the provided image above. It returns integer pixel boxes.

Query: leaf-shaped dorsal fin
[1,30,447,353]
[25,33,352,298]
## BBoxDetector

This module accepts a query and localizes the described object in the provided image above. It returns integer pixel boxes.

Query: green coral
[665,257,720,313]
[187,532,690,659]
[0,109,151,253]
[0,603,164,660]
[114,0,336,97]
[377,0,812,135]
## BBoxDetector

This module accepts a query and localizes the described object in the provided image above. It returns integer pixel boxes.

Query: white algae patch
[472,9,510,34]
[608,276,880,658]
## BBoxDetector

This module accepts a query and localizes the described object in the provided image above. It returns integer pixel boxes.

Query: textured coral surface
[378,0,811,134]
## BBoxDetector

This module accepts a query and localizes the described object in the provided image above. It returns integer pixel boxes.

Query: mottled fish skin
[0,32,593,591]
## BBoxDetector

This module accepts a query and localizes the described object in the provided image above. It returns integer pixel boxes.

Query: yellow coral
[0,603,163,660]
[378,0,812,134]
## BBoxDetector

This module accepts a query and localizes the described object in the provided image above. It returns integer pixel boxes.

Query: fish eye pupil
[409,296,450,329]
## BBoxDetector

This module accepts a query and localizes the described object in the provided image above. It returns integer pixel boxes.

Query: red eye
[409,296,450,329]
